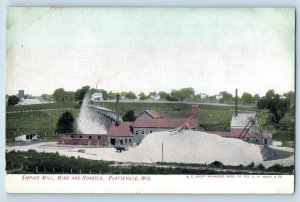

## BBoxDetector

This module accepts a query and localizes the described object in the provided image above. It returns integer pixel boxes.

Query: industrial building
[212,113,273,145]
[211,89,273,145]
[58,105,198,147]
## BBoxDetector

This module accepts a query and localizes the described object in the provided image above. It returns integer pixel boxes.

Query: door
[110,138,115,146]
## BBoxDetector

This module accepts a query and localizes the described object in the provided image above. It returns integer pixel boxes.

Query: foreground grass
[6,150,294,175]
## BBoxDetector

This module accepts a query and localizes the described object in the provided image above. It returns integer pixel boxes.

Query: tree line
[7,86,294,107]
[42,86,262,103]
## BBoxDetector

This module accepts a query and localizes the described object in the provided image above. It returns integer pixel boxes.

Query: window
[71,135,74,138]
[150,131,152,133]
[129,139,131,143]
[80,136,82,138]
[89,136,92,139]
[98,136,101,139]
[142,131,145,134]
[125,139,127,143]
[135,131,138,135]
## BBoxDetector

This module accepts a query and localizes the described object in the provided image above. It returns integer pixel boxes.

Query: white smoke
[77,95,107,134]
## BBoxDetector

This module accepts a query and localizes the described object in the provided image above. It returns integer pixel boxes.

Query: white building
[15,134,38,142]
[199,93,208,99]
[91,93,103,101]
[150,93,160,101]
[16,98,42,105]
[215,94,223,100]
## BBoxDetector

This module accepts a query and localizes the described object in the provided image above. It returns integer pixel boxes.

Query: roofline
[133,126,196,129]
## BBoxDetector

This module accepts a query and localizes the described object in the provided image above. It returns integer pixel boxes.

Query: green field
[6,102,81,142]
[6,101,288,143]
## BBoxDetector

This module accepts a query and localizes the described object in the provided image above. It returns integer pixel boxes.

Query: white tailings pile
[76,96,107,134]
[118,130,263,165]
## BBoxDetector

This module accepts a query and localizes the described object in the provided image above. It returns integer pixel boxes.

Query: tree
[120,91,127,97]
[41,94,53,101]
[122,110,136,122]
[159,91,169,100]
[8,95,19,106]
[108,91,119,100]
[55,111,74,133]
[265,89,275,101]
[125,91,137,100]
[65,91,75,102]
[53,88,67,102]
[220,91,233,101]
[138,92,146,100]
[241,92,253,104]
[257,97,269,109]
[100,89,108,100]
[170,87,195,101]
[179,88,195,100]
[268,94,290,124]
[170,89,180,100]
[253,94,260,103]
[75,86,90,101]
[283,91,295,108]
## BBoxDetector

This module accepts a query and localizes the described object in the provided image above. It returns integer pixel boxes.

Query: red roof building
[136,110,161,119]
[107,122,133,137]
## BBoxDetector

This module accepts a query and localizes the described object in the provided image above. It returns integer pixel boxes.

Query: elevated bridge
[87,105,122,125]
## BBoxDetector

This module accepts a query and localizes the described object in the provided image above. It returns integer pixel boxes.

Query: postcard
[5,7,295,193]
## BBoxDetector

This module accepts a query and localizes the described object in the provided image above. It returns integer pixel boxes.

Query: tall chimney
[235,89,238,117]
[115,94,120,125]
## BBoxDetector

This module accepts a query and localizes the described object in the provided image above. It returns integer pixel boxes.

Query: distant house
[91,93,103,101]
[215,94,223,100]
[15,133,38,142]
[150,93,160,101]
[199,93,208,99]
[279,95,286,99]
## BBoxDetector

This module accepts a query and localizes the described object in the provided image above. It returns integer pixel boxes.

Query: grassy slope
[6,103,80,142]
[6,101,272,142]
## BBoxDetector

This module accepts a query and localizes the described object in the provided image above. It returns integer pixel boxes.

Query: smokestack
[115,94,120,126]
[235,89,238,117]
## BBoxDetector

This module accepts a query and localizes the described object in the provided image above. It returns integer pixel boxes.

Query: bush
[277,117,294,131]
[8,95,20,106]
[210,161,223,168]
[273,131,293,142]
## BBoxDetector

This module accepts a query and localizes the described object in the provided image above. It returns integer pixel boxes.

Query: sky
[6,7,295,96]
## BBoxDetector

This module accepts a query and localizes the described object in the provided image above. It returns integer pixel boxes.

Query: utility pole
[162,142,164,162]
[235,89,238,117]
